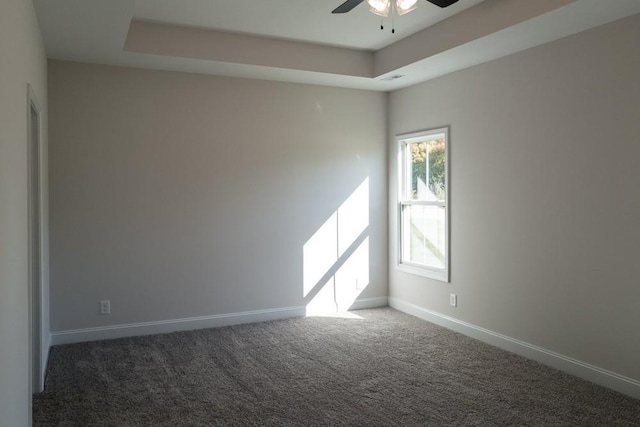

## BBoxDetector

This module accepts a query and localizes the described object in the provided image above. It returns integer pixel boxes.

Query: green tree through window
[411,138,445,200]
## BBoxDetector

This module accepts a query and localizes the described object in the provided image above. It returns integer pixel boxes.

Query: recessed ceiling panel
[133,0,485,50]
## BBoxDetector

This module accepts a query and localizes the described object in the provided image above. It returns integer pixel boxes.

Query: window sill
[396,263,449,283]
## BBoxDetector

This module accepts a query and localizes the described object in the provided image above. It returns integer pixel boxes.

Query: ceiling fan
[332,0,459,14]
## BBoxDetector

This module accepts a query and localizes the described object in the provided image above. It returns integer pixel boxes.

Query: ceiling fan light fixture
[367,0,391,17]
[396,0,418,15]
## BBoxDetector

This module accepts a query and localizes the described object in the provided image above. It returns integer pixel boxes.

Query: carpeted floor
[34,308,640,426]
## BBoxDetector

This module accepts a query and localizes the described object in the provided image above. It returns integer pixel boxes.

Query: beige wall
[389,14,640,382]
[48,62,387,333]
[0,0,49,425]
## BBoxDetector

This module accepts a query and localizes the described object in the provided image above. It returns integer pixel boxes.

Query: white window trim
[396,127,450,283]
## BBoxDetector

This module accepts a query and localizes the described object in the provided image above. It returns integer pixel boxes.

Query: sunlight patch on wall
[337,179,369,257]
[303,213,337,298]
[335,237,369,311]
[305,276,336,314]
[303,178,370,315]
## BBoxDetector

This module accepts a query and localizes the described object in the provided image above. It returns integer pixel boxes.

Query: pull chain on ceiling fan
[363,0,413,32]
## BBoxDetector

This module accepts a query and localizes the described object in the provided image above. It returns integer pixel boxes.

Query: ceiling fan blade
[425,0,459,7]
[332,0,366,14]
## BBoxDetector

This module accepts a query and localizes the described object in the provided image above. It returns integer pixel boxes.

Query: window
[397,127,449,282]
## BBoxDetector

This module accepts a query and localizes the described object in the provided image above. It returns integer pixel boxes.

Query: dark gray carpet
[34,308,640,426]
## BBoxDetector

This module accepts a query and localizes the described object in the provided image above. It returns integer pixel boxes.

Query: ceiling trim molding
[374,0,575,76]
[124,20,374,78]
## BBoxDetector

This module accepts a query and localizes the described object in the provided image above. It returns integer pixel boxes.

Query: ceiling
[34,0,640,91]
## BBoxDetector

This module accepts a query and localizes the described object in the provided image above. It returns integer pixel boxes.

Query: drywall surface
[48,62,387,333]
[389,14,640,381]
[0,0,49,425]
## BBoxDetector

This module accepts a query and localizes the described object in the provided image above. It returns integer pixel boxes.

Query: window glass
[403,205,446,269]
[409,137,446,202]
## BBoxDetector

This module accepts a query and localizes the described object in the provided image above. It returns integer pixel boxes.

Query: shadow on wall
[303,178,370,315]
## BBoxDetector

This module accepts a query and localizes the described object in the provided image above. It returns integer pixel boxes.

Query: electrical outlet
[99,300,111,315]
[450,293,457,307]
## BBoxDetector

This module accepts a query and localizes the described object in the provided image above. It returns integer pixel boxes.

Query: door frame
[27,83,44,394]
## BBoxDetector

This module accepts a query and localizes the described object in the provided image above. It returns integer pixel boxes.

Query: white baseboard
[389,297,640,400]
[50,297,389,346]
[51,305,306,345]
[349,296,389,310]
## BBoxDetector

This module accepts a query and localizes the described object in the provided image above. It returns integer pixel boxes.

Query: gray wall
[389,14,640,381]
[0,0,49,424]
[49,61,387,332]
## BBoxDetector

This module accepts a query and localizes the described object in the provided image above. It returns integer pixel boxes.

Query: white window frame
[396,127,450,282]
